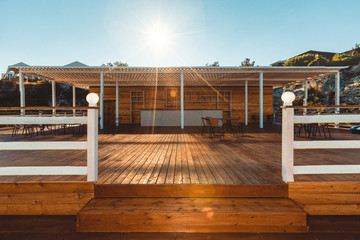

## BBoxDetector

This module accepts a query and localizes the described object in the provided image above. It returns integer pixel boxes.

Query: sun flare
[145,23,173,54]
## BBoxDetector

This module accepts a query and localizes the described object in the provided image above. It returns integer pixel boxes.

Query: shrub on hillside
[308,55,329,66]
[283,53,317,66]
[331,53,360,66]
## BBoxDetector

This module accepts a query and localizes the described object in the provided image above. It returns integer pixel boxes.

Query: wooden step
[77,197,308,233]
[94,184,288,198]
[289,182,360,215]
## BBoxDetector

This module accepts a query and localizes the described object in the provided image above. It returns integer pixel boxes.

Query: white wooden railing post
[281,92,296,183]
[282,107,294,183]
[86,93,99,182]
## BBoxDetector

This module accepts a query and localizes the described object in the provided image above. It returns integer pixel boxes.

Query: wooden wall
[0,182,94,215]
[90,86,273,125]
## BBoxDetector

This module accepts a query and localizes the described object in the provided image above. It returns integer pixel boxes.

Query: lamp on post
[281,91,295,106]
[86,93,100,107]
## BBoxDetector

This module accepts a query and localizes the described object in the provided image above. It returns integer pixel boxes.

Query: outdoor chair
[21,125,35,137]
[201,117,209,135]
[294,124,307,138]
[208,118,224,138]
[11,125,21,136]
[231,118,244,135]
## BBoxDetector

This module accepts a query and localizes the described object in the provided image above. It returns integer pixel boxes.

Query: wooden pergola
[3,63,347,129]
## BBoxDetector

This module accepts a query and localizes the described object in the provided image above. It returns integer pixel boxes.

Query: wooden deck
[0,124,360,184]
[1,215,360,239]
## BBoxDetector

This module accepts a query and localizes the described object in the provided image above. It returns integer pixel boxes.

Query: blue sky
[0,0,359,72]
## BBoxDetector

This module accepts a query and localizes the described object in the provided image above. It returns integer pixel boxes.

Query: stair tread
[78,197,308,233]
[81,197,305,214]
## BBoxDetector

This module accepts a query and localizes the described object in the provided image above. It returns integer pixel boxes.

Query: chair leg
[327,126,332,139]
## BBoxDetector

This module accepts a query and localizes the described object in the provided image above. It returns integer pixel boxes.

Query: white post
[259,72,263,128]
[100,73,104,129]
[180,72,184,129]
[303,81,309,114]
[282,107,294,183]
[115,81,119,126]
[335,71,340,112]
[19,71,25,115]
[87,107,98,182]
[52,81,56,115]
[72,86,76,116]
[245,80,248,126]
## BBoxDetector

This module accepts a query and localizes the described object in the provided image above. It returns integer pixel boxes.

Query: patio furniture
[201,117,209,135]
[223,117,244,135]
[208,118,224,138]
[11,125,21,136]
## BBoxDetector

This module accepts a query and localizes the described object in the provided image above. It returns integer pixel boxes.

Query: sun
[149,27,169,48]
[145,22,173,54]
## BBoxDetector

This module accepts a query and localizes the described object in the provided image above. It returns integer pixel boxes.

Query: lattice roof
[3,65,347,89]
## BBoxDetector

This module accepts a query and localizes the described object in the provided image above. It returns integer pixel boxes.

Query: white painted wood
[294,114,360,124]
[0,141,87,150]
[180,72,184,129]
[52,81,56,115]
[294,165,360,175]
[20,67,344,75]
[259,72,263,128]
[19,71,25,115]
[87,108,98,182]
[100,72,104,129]
[72,86,76,115]
[294,140,360,149]
[116,81,119,126]
[335,71,340,111]
[0,116,87,124]
[0,166,87,176]
[245,80,248,125]
[303,80,309,114]
[282,107,294,183]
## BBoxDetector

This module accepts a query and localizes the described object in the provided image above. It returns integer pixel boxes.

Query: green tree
[240,58,255,66]
[102,61,128,67]
[205,61,219,67]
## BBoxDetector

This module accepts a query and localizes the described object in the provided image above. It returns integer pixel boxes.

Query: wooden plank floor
[1,215,360,239]
[0,124,359,184]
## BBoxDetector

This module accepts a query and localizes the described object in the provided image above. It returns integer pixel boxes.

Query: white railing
[282,105,360,183]
[0,106,98,182]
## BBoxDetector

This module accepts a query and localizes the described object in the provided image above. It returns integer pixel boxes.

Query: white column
[245,80,248,126]
[100,73,104,129]
[115,81,119,126]
[180,72,184,129]
[303,80,309,114]
[87,107,98,182]
[72,86,76,115]
[52,81,56,115]
[335,71,340,111]
[259,72,263,128]
[19,71,25,115]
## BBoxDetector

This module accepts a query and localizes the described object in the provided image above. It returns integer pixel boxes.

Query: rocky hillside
[273,63,360,113]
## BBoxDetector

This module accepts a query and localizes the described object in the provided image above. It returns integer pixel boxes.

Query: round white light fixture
[281,91,296,106]
[86,93,99,107]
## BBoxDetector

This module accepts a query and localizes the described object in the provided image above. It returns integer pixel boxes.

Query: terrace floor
[0,124,360,184]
